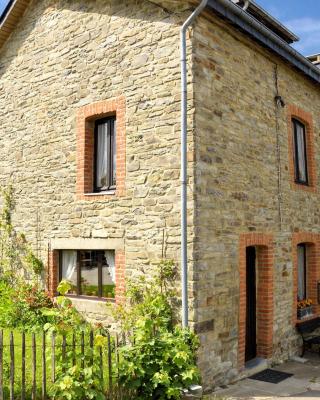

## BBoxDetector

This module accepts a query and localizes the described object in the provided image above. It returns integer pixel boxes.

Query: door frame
[238,233,274,369]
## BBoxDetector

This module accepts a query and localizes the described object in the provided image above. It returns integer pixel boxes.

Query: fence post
[99,330,103,383]
[107,332,112,392]
[32,333,36,400]
[42,331,47,400]
[0,330,3,400]
[51,333,55,383]
[62,335,67,373]
[10,332,14,400]
[72,333,76,366]
[21,332,26,400]
[90,330,94,366]
[81,332,85,369]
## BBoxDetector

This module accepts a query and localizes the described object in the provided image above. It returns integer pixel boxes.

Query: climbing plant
[0,185,44,283]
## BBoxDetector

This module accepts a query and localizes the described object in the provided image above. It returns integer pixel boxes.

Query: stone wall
[193,9,320,391]
[0,0,197,303]
[2,0,320,392]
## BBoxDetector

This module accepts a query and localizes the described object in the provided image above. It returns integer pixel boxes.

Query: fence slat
[51,334,55,383]
[72,334,76,366]
[0,330,3,400]
[116,333,119,379]
[107,332,112,391]
[90,330,94,366]
[62,335,66,373]
[21,332,26,400]
[81,332,85,369]
[99,330,103,383]
[42,331,47,400]
[32,333,36,400]
[10,332,14,400]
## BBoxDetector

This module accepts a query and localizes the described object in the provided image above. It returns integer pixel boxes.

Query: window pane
[102,251,115,298]
[61,250,77,295]
[293,120,308,183]
[80,250,100,297]
[297,245,306,301]
[111,120,116,187]
[96,123,108,190]
[296,123,307,182]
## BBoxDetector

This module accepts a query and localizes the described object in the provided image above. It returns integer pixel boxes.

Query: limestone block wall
[0,0,196,319]
[193,10,320,390]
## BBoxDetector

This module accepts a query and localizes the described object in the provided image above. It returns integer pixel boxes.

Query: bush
[43,281,106,400]
[0,280,53,331]
[111,261,201,400]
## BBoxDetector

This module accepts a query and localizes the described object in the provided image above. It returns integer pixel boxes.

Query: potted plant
[297,299,313,320]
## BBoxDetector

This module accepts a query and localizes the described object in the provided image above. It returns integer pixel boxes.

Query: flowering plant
[297,299,313,309]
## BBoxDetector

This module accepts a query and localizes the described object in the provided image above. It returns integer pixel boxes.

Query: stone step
[239,358,269,380]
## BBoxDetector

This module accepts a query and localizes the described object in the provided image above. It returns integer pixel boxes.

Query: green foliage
[0,185,44,283]
[0,280,53,331]
[110,261,201,400]
[43,281,106,400]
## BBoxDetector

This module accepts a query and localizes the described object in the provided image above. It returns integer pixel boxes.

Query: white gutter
[180,0,208,329]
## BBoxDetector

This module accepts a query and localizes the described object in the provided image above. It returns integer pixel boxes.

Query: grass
[1,328,118,399]
[2,329,51,399]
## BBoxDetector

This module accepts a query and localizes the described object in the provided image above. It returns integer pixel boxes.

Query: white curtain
[97,123,108,189]
[296,124,307,182]
[104,250,115,283]
[297,245,306,301]
[61,250,77,283]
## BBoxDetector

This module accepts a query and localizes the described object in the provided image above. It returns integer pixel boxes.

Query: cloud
[284,17,320,55]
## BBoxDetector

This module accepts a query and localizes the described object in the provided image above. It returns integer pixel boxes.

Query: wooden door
[245,246,257,362]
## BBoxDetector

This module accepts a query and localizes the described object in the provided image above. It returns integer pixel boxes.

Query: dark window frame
[58,250,115,300]
[93,116,116,193]
[297,244,307,301]
[292,118,309,185]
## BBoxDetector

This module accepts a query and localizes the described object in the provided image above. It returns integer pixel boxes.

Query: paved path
[206,354,320,399]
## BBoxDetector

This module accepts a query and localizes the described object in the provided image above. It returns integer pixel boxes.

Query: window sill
[64,294,115,303]
[84,191,116,196]
[296,314,319,325]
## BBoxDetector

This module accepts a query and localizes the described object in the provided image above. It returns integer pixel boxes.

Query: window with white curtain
[292,119,308,185]
[59,250,115,299]
[297,244,307,301]
[94,117,116,192]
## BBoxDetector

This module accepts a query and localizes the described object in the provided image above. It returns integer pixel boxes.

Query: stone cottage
[1,0,320,391]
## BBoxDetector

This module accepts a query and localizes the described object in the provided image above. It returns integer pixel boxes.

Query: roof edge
[0,0,31,50]
[208,0,320,84]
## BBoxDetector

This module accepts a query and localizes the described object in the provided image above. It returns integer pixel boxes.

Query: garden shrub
[43,281,106,400]
[110,261,201,400]
[0,280,53,330]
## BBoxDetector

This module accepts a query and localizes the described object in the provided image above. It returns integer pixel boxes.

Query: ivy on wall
[0,185,44,283]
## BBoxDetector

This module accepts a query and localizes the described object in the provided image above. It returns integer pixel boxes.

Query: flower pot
[297,306,313,320]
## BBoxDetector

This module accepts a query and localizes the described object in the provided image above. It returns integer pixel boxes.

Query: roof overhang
[208,0,320,84]
[0,0,30,50]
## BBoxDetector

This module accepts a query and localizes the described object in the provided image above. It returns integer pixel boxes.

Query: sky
[258,0,320,55]
[0,0,319,56]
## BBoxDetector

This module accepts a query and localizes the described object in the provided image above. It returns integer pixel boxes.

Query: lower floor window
[297,244,307,301]
[59,250,115,299]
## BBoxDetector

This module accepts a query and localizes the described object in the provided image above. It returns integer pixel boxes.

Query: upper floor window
[94,117,116,192]
[292,118,308,185]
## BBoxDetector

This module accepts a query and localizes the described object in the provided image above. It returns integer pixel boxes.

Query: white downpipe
[181,0,208,329]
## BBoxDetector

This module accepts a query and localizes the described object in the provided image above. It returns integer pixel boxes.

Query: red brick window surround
[287,104,316,192]
[48,249,125,304]
[76,97,126,200]
[292,233,320,324]
[238,233,274,369]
